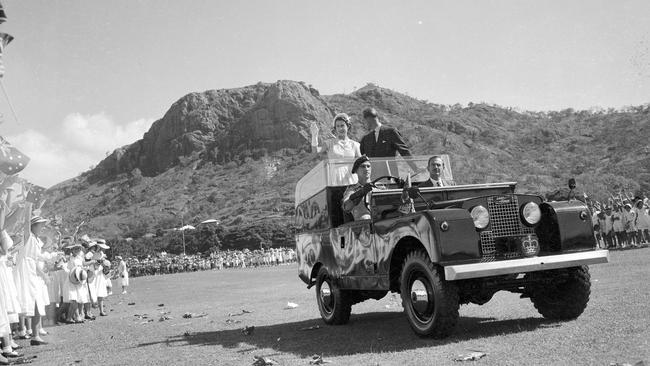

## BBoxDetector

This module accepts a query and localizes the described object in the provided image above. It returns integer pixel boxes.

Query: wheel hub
[410,279,431,316]
[320,282,333,310]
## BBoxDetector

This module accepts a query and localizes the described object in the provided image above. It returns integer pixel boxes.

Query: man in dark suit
[419,155,455,187]
[360,108,412,158]
[359,108,415,177]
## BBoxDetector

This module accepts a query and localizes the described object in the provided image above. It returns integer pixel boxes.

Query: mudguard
[537,201,596,252]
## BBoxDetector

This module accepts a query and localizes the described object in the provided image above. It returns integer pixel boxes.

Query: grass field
[19,248,649,366]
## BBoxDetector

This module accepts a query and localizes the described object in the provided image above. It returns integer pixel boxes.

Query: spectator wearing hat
[600,207,615,249]
[14,215,62,346]
[0,230,23,359]
[64,244,88,323]
[611,205,627,248]
[591,203,604,248]
[52,237,73,323]
[82,241,99,320]
[0,197,24,356]
[92,240,110,316]
[310,113,362,185]
[635,200,650,244]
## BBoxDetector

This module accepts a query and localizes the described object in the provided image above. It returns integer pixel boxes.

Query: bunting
[25,183,46,207]
[0,33,13,52]
[0,136,30,175]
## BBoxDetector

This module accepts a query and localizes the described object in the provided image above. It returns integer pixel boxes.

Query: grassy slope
[23,247,650,365]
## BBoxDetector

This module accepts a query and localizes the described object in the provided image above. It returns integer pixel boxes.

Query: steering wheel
[371,175,402,185]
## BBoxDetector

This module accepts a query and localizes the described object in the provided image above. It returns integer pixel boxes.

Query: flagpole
[0,79,20,124]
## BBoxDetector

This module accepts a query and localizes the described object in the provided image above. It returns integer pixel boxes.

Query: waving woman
[310,113,361,185]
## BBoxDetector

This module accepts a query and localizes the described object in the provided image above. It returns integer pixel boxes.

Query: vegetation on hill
[43,81,650,255]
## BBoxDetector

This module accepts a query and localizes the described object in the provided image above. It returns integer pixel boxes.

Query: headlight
[521,202,541,226]
[470,205,489,229]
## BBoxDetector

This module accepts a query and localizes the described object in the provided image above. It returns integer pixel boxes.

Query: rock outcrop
[89,81,332,181]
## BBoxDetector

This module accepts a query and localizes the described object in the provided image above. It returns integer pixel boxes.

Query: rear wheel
[528,266,591,320]
[315,267,351,325]
[400,251,459,338]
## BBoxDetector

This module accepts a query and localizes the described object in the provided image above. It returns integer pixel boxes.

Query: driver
[343,155,374,220]
[343,155,414,221]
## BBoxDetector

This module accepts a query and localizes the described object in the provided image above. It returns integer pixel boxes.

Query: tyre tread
[400,250,459,338]
[530,266,591,320]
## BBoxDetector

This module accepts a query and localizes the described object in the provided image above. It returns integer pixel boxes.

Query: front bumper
[444,250,609,280]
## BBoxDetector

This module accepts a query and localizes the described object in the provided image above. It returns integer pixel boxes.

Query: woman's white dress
[65,254,89,304]
[635,207,650,231]
[85,252,98,303]
[0,284,9,337]
[93,253,109,298]
[14,232,52,317]
[0,231,22,322]
[117,260,129,287]
[325,138,361,186]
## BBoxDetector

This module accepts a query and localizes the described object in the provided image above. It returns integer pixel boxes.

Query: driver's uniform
[343,183,372,220]
[342,183,415,221]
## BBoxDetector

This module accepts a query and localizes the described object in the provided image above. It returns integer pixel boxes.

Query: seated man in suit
[343,155,414,221]
[419,155,454,187]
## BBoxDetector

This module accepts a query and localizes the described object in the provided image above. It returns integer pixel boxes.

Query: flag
[25,183,46,207]
[0,136,29,175]
[0,33,13,50]
[3,203,26,236]
[0,2,6,25]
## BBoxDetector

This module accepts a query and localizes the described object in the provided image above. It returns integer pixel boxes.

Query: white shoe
[39,329,48,336]
[121,291,127,294]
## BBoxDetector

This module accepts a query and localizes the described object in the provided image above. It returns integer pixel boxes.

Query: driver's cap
[352,155,370,174]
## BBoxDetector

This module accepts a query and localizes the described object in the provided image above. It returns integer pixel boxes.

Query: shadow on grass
[136,312,556,357]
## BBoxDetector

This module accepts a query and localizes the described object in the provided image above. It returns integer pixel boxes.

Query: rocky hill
[43,80,650,249]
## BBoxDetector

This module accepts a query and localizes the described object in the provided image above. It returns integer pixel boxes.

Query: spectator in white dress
[635,199,650,244]
[83,242,98,320]
[624,203,638,247]
[15,214,62,346]
[93,240,110,316]
[116,256,129,294]
[65,244,88,323]
[611,205,627,248]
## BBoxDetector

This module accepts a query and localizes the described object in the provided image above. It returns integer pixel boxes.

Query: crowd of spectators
[124,247,297,278]
[588,194,650,249]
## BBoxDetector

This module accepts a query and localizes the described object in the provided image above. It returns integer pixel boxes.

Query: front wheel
[315,267,351,325]
[528,266,591,320]
[400,251,459,338]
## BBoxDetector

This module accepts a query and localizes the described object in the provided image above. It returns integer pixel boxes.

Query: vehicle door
[332,219,375,278]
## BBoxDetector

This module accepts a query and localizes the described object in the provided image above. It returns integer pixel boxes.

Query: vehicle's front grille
[480,195,536,261]
[488,195,522,236]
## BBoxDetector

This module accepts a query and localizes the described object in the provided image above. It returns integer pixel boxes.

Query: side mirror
[567,178,576,202]
[568,178,576,190]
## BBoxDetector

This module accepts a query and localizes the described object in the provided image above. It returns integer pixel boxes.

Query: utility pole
[181,215,186,256]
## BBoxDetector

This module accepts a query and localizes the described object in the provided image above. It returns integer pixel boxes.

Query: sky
[0,0,649,187]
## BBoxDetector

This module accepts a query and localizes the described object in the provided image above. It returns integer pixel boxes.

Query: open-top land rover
[294,155,609,338]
